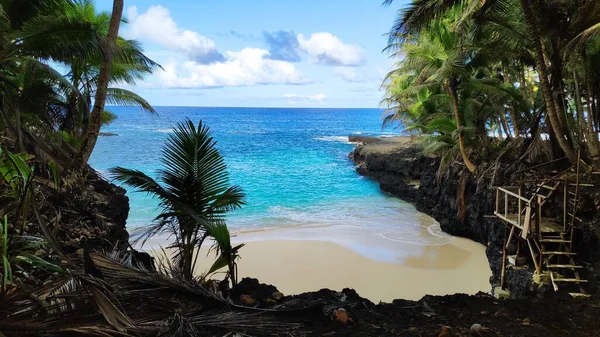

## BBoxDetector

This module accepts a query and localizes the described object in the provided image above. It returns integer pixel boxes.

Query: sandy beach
[147,225,491,303]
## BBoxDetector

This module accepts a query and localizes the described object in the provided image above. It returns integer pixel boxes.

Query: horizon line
[107,104,385,110]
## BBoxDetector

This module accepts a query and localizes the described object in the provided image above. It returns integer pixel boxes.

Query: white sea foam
[155,128,173,133]
[313,136,352,144]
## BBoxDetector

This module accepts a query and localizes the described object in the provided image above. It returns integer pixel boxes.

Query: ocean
[89,106,451,248]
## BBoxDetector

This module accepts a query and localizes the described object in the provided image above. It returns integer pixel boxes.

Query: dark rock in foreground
[232,277,600,336]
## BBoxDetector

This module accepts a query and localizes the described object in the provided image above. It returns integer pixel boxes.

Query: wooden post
[527,238,539,272]
[518,186,522,227]
[535,196,542,240]
[496,188,499,214]
[505,190,509,219]
[501,227,508,290]
[563,178,567,232]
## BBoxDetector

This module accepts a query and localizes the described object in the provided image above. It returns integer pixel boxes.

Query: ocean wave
[155,128,173,133]
[313,136,352,144]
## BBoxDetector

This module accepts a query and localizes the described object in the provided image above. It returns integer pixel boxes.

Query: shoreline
[147,224,491,303]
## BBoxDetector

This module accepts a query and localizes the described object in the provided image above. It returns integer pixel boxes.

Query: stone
[332,308,352,324]
[493,286,511,299]
[272,291,284,301]
[470,323,483,335]
[240,294,256,306]
[522,318,531,325]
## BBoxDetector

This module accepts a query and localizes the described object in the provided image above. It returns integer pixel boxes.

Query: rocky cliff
[35,168,130,253]
[350,136,600,298]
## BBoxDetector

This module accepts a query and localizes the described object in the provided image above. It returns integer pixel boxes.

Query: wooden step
[534,193,549,199]
[539,184,557,191]
[540,238,570,243]
[546,264,583,269]
[569,293,591,298]
[567,212,583,222]
[569,183,594,187]
[542,251,576,255]
[552,278,588,283]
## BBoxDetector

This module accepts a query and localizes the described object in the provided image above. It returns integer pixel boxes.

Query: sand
[147,226,491,303]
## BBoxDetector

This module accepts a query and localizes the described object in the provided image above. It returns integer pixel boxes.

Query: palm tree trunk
[449,83,476,173]
[75,0,123,168]
[500,113,511,138]
[585,81,600,158]
[503,65,520,136]
[519,0,578,164]
[496,117,504,140]
[573,72,596,155]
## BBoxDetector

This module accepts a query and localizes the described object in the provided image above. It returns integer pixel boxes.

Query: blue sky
[95,0,405,107]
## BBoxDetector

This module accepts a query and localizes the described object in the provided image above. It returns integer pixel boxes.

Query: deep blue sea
[89,107,447,246]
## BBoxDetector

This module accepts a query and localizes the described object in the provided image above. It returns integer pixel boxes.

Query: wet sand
[148,225,491,303]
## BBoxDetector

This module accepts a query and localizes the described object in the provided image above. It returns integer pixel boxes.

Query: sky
[94,0,405,108]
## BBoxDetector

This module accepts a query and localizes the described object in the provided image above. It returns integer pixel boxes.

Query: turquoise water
[89,107,448,245]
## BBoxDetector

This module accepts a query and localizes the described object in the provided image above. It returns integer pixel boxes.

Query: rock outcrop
[35,168,130,253]
[350,136,600,298]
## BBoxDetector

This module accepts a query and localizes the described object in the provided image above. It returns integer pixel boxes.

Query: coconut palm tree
[383,0,600,167]
[61,0,159,135]
[383,10,529,173]
[77,0,124,167]
[110,119,245,280]
[0,0,110,166]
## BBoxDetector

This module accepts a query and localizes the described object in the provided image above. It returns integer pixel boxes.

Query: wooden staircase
[493,157,592,297]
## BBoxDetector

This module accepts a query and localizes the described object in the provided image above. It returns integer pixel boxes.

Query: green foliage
[101,110,118,126]
[383,0,600,167]
[110,119,245,281]
[0,149,36,231]
[58,131,83,150]
[204,221,244,285]
[0,0,158,168]
[48,160,60,190]
[1,215,12,293]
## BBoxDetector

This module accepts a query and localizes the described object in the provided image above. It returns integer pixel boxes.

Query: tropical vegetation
[0,1,266,335]
[0,0,157,169]
[381,0,600,173]
[110,119,246,282]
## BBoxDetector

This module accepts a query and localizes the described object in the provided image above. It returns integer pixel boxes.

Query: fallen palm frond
[0,274,134,336]
[1,252,304,336]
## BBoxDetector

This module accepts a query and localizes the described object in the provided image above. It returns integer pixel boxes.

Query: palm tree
[110,119,245,280]
[384,18,479,172]
[61,0,159,135]
[77,0,124,167]
[0,0,111,166]
[383,0,600,167]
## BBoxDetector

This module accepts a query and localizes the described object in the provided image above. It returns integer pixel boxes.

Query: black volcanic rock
[349,137,600,299]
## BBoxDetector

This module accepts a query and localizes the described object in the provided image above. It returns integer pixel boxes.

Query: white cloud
[334,67,357,82]
[149,48,308,88]
[125,6,308,88]
[283,93,327,103]
[127,6,224,64]
[297,33,365,66]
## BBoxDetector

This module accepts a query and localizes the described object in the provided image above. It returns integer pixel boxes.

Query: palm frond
[105,88,156,113]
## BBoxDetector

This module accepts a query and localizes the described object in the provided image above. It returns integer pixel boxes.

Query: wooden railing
[494,186,534,238]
